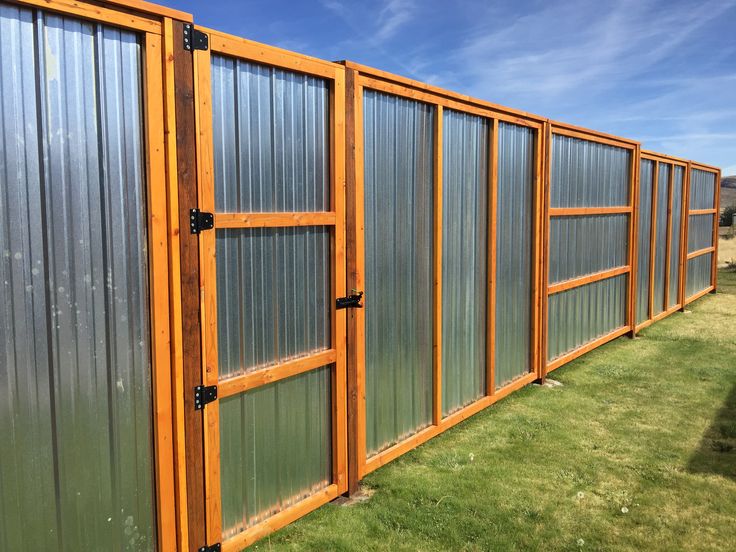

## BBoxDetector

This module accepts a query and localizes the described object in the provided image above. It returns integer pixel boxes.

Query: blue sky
[160,0,736,174]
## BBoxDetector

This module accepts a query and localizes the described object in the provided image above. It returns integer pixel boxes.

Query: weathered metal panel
[653,163,669,315]
[220,365,332,537]
[686,253,713,297]
[441,110,487,415]
[549,214,628,283]
[636,160,654,323]
[0,6,155,550]
[687,214,714,252]
[363,90,434,455]
[495,122,535,387]
[211,55,330,213]
[668,166,684,308]
[689,168,716,210]
[551,135,630,207]
[216,227,331,378]
[547,275,628,361]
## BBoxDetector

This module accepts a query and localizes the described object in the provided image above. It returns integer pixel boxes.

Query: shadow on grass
[687,383,736,481]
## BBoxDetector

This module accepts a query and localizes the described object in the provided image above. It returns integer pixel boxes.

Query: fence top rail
[641,150,689,167]
[689,161,721,173]
[340,60,547,124]
[550,120,639,149]
[14,0,170,31]
[100,0,193,22]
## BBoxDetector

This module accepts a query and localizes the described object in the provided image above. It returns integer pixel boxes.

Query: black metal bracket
[194,385,217,410]
[190,208,214,234]
[336,291,363,310]
[184,23,209,51]
[198,544,220,552]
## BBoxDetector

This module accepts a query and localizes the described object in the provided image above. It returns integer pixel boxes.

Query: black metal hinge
[336,291,363,310]
[194,385,217,410]
[190,208,214,234]
[184,23,209,51]
[198,544,220,552]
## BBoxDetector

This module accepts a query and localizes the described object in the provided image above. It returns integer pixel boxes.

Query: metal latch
[184,23,209,51]
[336,291,363,309]
[198,544,220,552]
[190,208,214,234]
[194,385,217,410]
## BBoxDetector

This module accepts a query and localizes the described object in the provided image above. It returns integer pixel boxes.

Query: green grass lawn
[255,269,736,551]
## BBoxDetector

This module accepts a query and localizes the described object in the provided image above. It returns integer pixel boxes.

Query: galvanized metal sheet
[441,110,488,415]
[689,168,716,210]
[0,5,155,549]
[551,135,630,207]
[652,163,669,315]
[495,122,535,387]
[635,160,654,323]
[216,227,331,378]
[687,214,714,252]
[220,365,332,537]
[547,275,627,361]
[211,55,330,213]
[363,90,434,456]
[686,253,713,297]
[668,166,684,308]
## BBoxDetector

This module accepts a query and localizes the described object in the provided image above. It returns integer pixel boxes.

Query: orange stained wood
[641,150,689,167]
[711,168,721,290]
[16,0,162,32]
[546,326,630,372]
[687,246,716,260]
[540,121,553,378]
[101,0,192,21]
[487,118,499,394]
[677,164,690,309]
[685,284,715,304]
[663,163,674,309]
[648,161,659,320]
[547,266,631,295]
[689,208,718,215]
[215,212,336,228]
[628,144,641,334]
[550,123,639,150]
[549,206,632,216]
[432,105,444,424]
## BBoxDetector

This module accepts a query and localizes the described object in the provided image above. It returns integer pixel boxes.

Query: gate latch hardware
[184,23,209,51]
[194,385,217,410]
[190,208,214,234]
[198,544,220,552]
[336,291,363,310]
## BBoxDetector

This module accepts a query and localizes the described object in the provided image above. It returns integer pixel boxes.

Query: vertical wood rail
[679,163,691,309]
[711,168,721,292]
[531,123,544,375]
[663,163,674,309]
[628,145,640,335]
[648,161,658,320]
[432,105,443,425]
[172,19,207,552]
[486,118,499,394]
[540,122,552,377]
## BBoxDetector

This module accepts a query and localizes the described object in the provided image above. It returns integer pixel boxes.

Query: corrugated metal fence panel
[636,160,654,323]
[0,6,155,550]
[549,214,628,283]
[551,135,630,207]
[653,163,669,315]
[686,253,713,297]
[216,227,330,378]
[210,55,330,213]
[668,166,684,308]
[495,122,535,388]
[220,365,332,537]
[363,90,434,456]
[441,110,487,415]
[689,168,716,210]
[687,214,714,252]
[548,275,628,360]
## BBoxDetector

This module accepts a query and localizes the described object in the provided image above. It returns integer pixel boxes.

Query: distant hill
[722,176,736,209]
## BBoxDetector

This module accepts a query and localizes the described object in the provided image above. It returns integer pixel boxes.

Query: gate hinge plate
[194,385,217,410]
[198,544,220,552]
[336,291,363,309]
[190,208,214,234]
[184,23,209,51]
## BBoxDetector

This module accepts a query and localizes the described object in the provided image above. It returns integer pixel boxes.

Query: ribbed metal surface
[495,122,535,387]
[441,110,487,415]
[652,163,669,315]
[668,166,684,308]
[220,365,332,537]
[687,214,714,252]
[363,90,434,456]
[635,160,654,323]
[547,275,627,361]
[0,6,155,550]
[216,227,330,378]
[211,55,329,213]
[689,168,716,210]
[686,254,713,297]
[551,135,630,207]
[549,214,628,283]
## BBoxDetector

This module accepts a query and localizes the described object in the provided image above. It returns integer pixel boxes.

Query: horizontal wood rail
[215,212,336,229]
[551,126,638,150]
[548,265,630,295]
[549,206,632,216]
[546,325,630,372]
[688,208,717,216]
[685,285,715,305]
[686,246,715,260]
[218,349,337,398]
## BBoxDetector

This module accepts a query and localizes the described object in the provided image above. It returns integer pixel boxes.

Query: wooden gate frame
[541,122,639,375]
[343,61,546,491]
[683,162,721,304]
[191,28,348,552]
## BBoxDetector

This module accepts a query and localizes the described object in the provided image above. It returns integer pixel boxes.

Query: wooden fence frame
[342,61,546,490]
[542,122,640,375]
